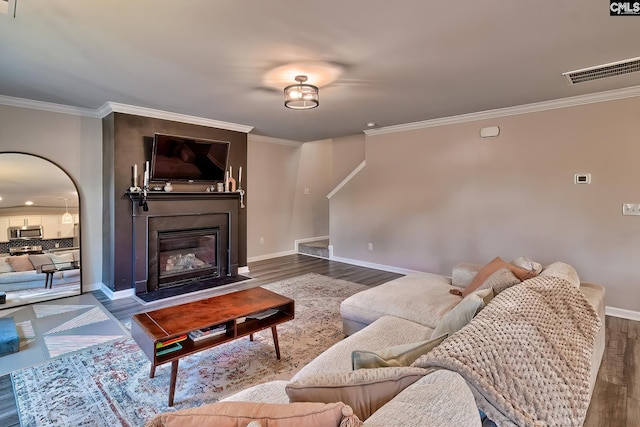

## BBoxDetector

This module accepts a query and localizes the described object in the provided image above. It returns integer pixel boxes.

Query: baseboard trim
[329,255,425,276]
[605,306,640,321]
[248,250,297,263]
[100,283,136,300]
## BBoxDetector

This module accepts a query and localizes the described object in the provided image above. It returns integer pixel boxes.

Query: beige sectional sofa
[148,258,605,427]
[0,250,80,292]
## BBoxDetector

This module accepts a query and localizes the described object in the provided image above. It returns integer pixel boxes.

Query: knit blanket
[415,276,601,427]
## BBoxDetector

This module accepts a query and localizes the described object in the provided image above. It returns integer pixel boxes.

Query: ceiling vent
[562,57,640,85]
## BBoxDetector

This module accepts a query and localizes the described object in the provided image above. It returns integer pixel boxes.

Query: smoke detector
[562,57,640,85]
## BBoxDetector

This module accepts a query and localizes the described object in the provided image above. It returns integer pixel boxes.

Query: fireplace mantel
[126,190,241,203]
[128,190,240,295]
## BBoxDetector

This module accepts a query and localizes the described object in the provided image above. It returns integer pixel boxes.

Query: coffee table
[131,287,295,406]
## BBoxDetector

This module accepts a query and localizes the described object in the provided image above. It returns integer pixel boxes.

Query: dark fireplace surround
[130,192,239,296]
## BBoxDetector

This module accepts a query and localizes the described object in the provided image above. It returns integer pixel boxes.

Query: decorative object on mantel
[163,182,173,192]
[237,166,245,208]
[226,166,237,192]
[129,164,142,192]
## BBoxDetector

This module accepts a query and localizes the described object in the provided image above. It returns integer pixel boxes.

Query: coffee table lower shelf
[131,287,295,406]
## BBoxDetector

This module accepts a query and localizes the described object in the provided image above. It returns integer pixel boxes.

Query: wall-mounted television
[150,133,230,183]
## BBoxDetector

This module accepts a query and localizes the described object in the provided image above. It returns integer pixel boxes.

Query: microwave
[8,225,44,240]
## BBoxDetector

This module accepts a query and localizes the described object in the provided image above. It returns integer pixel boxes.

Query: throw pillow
[50,253,74,268]
[461,257,507,297]
[538,262,580,288]
[6,254,35,272]
[351,334,448,370]
[475,266,521,295]
[145,401,359,427]
[285,366,429,421]
[0,257,14,274]
[28,254,53,273]
[430,288,494,339]
[451,262,484,288]
[510,256,542,279]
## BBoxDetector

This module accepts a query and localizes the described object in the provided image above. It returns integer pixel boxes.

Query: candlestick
[144,161,150,187]
[133,164,138,187]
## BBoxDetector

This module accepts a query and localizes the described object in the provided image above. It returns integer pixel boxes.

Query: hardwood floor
[0,253,638,426]
[584,315,640,426]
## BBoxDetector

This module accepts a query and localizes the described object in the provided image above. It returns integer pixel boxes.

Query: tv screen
[151,134,230,182]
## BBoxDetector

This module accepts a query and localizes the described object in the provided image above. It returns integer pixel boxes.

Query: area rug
[0,293,128,376]
[11,273,369,427]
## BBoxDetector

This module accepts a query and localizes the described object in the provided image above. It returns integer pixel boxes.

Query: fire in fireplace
[157,228,220,289]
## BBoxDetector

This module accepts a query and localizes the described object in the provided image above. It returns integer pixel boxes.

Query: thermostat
[574,173,591,184]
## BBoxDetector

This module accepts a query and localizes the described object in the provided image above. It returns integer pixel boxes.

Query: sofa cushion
[294,315,434,381]
[362,370,482,427]
[351,335,447,370]
[285,367,430,421]
[222,381,291,404]
[340,273,460,331]
[6,255,34,272]
[146,401,355,427]
[0,257,14,274]
[429,288,493,340]
[28,254,53,273]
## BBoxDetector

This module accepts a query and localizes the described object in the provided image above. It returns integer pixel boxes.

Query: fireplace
[157,228,220,289]
[132,192,240,297]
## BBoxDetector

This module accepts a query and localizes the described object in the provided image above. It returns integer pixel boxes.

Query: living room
[1,1,640,426]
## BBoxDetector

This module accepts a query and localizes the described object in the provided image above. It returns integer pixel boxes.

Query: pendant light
[284,75,319,110]
[62,199,73,224]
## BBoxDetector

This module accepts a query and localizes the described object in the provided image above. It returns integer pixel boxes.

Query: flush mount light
[284,75,319,110]
[25,201,34,206]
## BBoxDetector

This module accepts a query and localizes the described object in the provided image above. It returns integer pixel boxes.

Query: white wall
[329,96,640,314]
[247,136,331,260]
[0,104,103,289]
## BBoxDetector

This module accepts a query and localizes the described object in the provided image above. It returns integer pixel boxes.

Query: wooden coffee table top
[133,287,293,339]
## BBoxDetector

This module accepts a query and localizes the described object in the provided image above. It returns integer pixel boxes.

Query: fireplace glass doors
[157,228,220,289]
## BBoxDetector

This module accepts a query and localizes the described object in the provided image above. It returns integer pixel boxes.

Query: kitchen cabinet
[0,218,9,242]
[41,216,60,239]
[9,216,42,227]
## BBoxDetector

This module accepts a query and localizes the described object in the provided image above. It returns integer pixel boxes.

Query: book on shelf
[156,341,183,356]
[156,334,188,349]
[188,324,227,342]
[247,308,279,320]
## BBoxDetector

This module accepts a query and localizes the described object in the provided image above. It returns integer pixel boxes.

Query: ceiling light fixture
[62,199,73,224]
[284,75,319,110]
[25,201,34,206]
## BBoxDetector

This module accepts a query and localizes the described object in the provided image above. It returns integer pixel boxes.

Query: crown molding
[98,102,254,134]
[0,95,100,117]
[364,85,640,137]
[248,134,303,147]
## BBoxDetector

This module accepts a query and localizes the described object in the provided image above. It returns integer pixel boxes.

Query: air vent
[563,57,640,85]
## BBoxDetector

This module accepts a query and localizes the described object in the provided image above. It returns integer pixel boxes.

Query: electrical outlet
[259,237,265,244]
[622,203,640,216]
[367,242,373,251]
[304,188,310,195]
